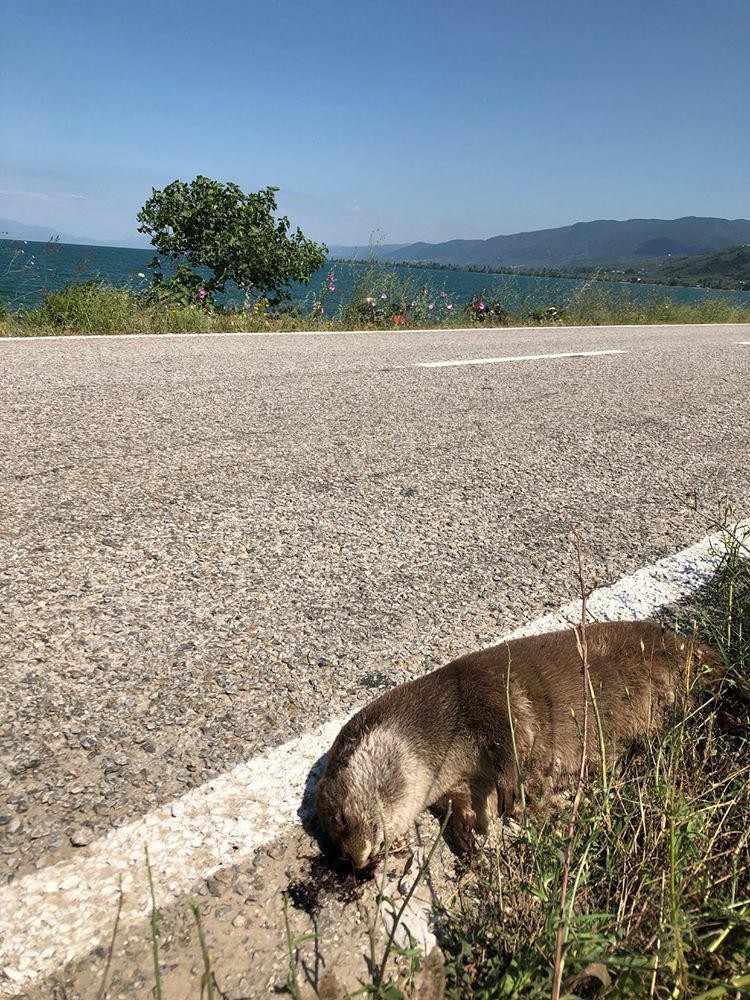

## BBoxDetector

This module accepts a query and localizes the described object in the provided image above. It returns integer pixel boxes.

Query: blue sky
[2,0,748,246]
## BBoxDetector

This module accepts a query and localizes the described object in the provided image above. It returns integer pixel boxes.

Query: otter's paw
[449,808,478,856]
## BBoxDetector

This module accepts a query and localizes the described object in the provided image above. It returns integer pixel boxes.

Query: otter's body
[315,620,719,867]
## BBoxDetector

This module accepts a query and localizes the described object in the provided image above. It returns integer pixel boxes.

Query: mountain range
[377,217,750,268]
[4,215,750,270]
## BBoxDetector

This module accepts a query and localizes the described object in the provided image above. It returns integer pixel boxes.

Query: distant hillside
[0,217,90,245]
[327,243,408,260]
[0,218,149,249]
[638,244,750,289]
[386,217,750,268]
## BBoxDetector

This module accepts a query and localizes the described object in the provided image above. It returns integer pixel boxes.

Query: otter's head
[315,768,384,869]
[315,728,406,869]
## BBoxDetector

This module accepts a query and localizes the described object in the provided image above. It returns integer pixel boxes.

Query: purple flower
[478,301,485,310]
[328,284,335,292]
[198,288,207,300]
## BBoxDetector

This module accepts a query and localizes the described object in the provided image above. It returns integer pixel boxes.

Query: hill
[643,243,750,289]
[386,217,750,268]
[327,243,408,260]
[0,218,149,249]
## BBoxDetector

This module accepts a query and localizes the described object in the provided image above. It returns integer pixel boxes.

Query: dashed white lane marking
[1,521,747,994]
[738,341,750,345]
[414,349,627,368]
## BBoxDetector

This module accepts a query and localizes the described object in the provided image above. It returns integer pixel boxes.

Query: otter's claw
[450,808,478,855]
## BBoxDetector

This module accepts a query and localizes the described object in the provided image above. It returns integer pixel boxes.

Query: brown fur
[315,620,721,867]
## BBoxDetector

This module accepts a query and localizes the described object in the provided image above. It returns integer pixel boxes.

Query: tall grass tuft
[438,525,750,999]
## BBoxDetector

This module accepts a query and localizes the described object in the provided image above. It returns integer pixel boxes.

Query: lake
[2,238,749,315]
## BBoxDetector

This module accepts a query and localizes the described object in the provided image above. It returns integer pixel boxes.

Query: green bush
[137,175,327,307]
[24,281,140,333]
[465,294,511,325]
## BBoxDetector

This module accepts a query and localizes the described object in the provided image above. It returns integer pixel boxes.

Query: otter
[315,620,721,868]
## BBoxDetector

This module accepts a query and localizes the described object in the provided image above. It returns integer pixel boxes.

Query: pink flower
[446,303,453,310]
[198,288,207,300]
[328,284,335,292]
[428,302,434,310]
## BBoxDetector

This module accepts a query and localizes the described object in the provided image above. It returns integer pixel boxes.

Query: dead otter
[315,620,721,868]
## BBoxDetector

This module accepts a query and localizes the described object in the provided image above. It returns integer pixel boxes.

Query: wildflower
[328,284,335,292]
[137,272,146,278]
[393,315,406,325]
[446,303,453,310]
[380,292,387,299]
[366,296,376,305]
[428,302,434,310]
[478,301,486,310]
[198,288,207,300]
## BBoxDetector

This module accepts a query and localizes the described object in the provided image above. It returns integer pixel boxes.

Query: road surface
[1,322,749,995]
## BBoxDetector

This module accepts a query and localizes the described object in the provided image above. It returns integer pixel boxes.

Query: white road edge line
[415,349,627,368]
[1,322,750,344]
[0,521,748,993]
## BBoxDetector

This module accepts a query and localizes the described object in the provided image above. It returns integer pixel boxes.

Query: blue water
[2,238,749,314]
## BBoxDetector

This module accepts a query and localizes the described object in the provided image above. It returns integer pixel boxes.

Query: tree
[137,176,327,307]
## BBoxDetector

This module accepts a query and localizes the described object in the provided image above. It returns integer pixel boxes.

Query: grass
[1,275,750,336]
[435,521,750,999]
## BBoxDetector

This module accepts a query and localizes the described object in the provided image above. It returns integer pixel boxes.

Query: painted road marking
[0,521,748,993]
[1,322,749,344]
[415,349,627,368]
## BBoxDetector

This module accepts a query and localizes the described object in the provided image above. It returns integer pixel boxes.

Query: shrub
[24,281,140,333]
[137,176,327,307]
[465,294,510,325]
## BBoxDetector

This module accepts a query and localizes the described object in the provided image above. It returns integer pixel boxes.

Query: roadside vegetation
[435,521,750,999]
[2,273,750,337]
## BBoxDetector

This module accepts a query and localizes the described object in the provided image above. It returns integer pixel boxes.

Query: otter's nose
[344,842,372,870]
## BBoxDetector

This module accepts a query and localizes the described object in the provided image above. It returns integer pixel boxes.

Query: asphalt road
[2,323,749,884]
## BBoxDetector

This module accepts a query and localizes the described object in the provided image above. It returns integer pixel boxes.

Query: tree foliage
[137,176,327,306]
